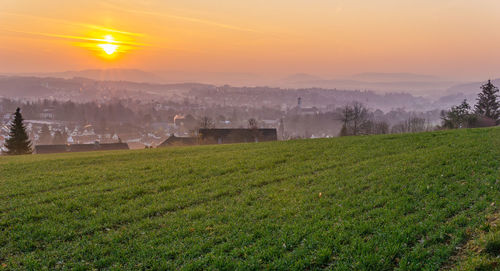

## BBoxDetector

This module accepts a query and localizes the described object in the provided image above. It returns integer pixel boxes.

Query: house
[158,128,278,147]
[34,145,68,154]
[157,135,198,147]
[34,142,129,154]
[198,128,277,144]
[125,142,144,150]
[297,107,320,115]
[173,114,197,129]
[291,97,319,115]
[3,113,12,121]
[39,108,55,120]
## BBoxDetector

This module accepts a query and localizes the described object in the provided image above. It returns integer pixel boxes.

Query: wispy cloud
[0,11,144,37]
[1,29,149,47]
[100,2,261,34]
[81,25,144,37]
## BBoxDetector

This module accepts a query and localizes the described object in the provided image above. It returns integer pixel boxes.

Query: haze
[2,0,500,81]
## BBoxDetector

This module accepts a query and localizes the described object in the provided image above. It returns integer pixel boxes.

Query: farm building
[198,128,277,145]
[34,142,129,154]
[157,135,198,147]
[158,128,278,147]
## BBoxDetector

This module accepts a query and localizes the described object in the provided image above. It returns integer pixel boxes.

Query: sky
[2,0,500,80]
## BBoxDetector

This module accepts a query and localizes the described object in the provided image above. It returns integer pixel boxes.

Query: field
[0,128,499,270]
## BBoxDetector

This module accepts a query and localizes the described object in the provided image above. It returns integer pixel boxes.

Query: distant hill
[0,75,433,110]
[0,128,499,269]
[0,76,78,97]
[281,73,324,83]
[445,78,500,95]
[0,74,481,110]
[156,71,265,86]
[278,72,458,97]
[280,78,458,96]
[0,75,214,101]
[350,72,439,82]
[4,70,474,98]
[27,69,166,84]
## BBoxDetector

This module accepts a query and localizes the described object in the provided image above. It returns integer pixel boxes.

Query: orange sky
[2,0,500,80]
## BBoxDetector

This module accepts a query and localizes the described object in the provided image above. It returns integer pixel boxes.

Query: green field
[1,128,499,270]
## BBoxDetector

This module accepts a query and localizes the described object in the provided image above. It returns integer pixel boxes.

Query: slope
[0,128,499,270]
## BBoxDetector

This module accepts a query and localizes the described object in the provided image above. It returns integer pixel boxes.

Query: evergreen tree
[4,108,32,155]
[441,100,476,129]
[474,80,500,124]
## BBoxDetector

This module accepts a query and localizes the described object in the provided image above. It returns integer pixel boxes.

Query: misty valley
[0,73,487,150]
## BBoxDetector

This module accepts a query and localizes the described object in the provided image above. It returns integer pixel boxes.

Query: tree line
[339,80,499,137]
[3,80,498,155]
[441,80,499,128]
[339,102,432,136]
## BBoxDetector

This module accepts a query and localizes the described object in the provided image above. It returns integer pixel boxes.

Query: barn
[198,128,277,145]
[34,142,129,154]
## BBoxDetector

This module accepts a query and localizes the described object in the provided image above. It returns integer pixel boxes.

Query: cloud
[0,29,149,47]
[80,25,144,37]
[0,12,144,37]
[100,2,261,34]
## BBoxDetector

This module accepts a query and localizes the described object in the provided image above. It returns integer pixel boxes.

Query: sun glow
[57,26,146,60]
[98,35,118,55]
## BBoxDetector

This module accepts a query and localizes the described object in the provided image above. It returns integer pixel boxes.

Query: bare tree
[408,116,426,132]
[339,105,353,136]
[248,118,258,129]
[351,102,368,135]
[375,121,390,134]
[391,116,428,133]
[339,102,368,136]
[199,116,214,129]
[362,120,389,135]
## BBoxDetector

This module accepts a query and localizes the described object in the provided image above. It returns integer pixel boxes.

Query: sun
[74,29,146,59]
[99,43,118,55]
[98,35,118,55]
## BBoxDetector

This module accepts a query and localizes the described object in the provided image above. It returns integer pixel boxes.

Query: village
[0,92,448,155]
[0,101,285,154]
[0,113,281,154]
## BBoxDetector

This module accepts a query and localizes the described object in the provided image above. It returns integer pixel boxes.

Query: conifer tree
[474,80,500,124]
[4,108,32,155]
[441,99,476,129]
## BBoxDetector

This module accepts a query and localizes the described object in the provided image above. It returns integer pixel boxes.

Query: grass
[449,211,500,271]
[0,127,499,270]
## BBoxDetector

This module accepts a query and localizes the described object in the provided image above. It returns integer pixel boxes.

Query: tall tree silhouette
[199,116,214,129]
[248,118,258,129]
[474,80,500,123]
[339,102,368,136]
[4,108,32,155]
[441,99,476,129]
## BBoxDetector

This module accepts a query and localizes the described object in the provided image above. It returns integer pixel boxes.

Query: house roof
[199,128,277,136]
[158,135,198,147]
[34,142,129,154]
[34,145,68,154]
[198,128,278,144]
